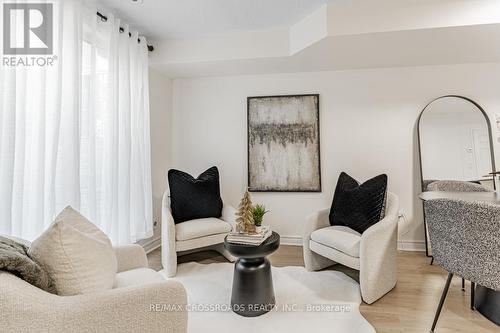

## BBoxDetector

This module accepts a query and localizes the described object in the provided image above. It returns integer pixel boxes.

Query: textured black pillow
[168,166,223,224]
[329,172,388,234]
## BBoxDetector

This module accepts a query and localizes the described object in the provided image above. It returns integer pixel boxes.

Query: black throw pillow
[329,172,388,234]
[168,166,223,223]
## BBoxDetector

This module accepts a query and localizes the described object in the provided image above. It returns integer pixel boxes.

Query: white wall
[169,63,500,249]
[420,111,491,181]
[139,69,173,248]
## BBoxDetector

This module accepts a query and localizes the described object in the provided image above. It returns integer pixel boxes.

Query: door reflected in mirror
[419,96,495,188]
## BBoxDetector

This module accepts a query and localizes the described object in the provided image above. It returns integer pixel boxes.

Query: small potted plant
[252,204,268,233]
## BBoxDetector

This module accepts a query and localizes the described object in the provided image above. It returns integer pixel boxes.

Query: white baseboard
[141,235,302,253]
[398,240,426,252]
[280,235,302,246]
[282,235,427,252]
[140,236,162,254]
[142,235,425,253]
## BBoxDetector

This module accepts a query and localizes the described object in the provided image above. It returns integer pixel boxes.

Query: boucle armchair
[424,179,492,297]
[162,189,236,277]
[0,244,187,333]
[303,192,399,304]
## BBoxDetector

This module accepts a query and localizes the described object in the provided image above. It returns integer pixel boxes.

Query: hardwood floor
[147,246,498,333]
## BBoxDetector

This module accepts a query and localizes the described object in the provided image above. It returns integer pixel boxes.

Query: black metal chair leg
[470,282,475,310]
[430,257,434,265]
[461,278,465,291]
[430,272,454,333]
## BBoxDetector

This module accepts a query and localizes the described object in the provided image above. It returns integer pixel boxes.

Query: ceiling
[150,24,500,77]
[96,0,335,40]
[96,0,500,78]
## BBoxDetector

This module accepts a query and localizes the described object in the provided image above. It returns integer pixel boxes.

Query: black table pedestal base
[230,257,275,317]
[475,285,500,326]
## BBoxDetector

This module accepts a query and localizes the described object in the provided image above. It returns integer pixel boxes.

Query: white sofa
[303,192,399,304]
[162,189,236,277]
[0,244,187,332]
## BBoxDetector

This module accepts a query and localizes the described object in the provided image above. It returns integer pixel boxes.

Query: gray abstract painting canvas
[247,94,321,192]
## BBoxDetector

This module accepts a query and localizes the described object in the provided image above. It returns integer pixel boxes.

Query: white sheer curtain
[0,0,153,244]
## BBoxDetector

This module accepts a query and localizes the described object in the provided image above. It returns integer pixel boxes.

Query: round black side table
[224,231,280,317]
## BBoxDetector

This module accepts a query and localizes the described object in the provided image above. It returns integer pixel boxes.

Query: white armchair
[162,189,236,277]
[0,244,187,332]
[303,192,399,304]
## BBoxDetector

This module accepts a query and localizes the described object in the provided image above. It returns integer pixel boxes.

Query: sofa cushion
[29,206,117,296]
[175,218,232,241]
[311,226,361,258]
[168,166,223,223]
[113,268,165,289]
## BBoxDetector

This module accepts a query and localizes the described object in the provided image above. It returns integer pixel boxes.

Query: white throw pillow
[29,206,117,296]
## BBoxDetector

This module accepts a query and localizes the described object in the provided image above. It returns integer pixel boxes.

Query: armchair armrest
[66,280,187,332]
[358,192,399,303]
[303,208,334,271]
[360,193,399,252]
[359,211,399,259]
[221,204,237,230]
[303,208,330,243]
[114,244,148,273]
[162,190,177,277]
[0,272,188,333]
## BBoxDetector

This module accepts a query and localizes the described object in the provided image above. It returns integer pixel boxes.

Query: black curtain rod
[96,11,154,52]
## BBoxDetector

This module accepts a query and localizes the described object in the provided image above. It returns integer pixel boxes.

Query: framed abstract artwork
[247,94,321,192]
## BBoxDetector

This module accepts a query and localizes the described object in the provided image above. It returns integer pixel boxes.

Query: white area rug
[161,262,375,333]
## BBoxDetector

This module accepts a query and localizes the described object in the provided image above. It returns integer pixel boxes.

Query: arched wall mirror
[418,95,496,256]
[418,95,496,190]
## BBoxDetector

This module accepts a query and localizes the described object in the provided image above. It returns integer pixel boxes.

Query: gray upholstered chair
[424,199,500,333]
[425,180,492,293]
[426,180,492,192]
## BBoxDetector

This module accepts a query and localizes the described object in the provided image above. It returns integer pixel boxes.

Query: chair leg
[461,278,465,291]
[471,282,475,310]
[430,257,434,265]
[430,272,454,333]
